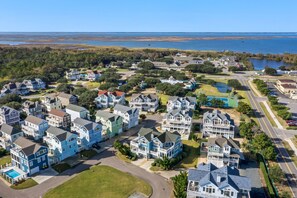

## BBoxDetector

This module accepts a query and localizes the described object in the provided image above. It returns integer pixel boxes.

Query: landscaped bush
[253,79,270,96]
[113,140,137,161]
[52,163,71,173]
[0,148,8,158]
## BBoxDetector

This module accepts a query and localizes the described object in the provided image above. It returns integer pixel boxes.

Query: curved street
[0,147,172,198]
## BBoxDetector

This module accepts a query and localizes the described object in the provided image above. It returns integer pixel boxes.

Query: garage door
[30,166,40,175]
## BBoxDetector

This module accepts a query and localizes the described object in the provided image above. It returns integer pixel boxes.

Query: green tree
[264,67,277,76]
[252,133,277,160]
[210,98,225,108]
[197,94,208,106]
[239,122,255,140]
[227,79,242,90]
[237,102,253,116]
[56,83,73,93]
[172,171,188,198]
[78,90,98,109]
[138,62,155,70]
[269,165,285,184]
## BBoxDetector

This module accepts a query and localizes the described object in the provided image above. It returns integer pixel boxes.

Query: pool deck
[1,166,27,184]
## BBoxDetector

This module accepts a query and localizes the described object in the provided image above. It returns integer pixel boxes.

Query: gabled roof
[98,90,124,97]
[168,96,197,104]
[49,109,67,117]
[278,79,296,83]
[46,126,75,142]
[14,137,45,156]
[156,131,180,143]
[188,163,251,191]
[114,104,137,115]
[0,106,18,115]
[130,93,158,102]
[58,92,76,99]
[73,118,100,131]
[203,110,232,123]
[25,115,45,125]
[66,104,87,112]
[96,110,120,122]
[0,124,22,135]
[167,109,193,118]
[138,127,180,143]
[207,136,239,149]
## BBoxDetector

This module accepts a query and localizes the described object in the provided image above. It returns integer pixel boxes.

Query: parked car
[286,120,297,126]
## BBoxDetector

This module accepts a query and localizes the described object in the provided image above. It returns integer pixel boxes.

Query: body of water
[0,32,297,54]
[214,82,232,93]
[249,58,292,70]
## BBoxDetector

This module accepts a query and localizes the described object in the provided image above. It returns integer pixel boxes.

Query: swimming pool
[5,169,21,179]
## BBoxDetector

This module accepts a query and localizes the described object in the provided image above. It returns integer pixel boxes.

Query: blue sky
[0,0,296,32]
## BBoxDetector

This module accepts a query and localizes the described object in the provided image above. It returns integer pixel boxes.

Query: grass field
[175,140,200,168]
[44,165,152,198]
[260,102,277,127]
[0,156,11,166]
[195,84,228,97]
[157,93,169,105]
[11,179,38,189]
[84,81,100,89]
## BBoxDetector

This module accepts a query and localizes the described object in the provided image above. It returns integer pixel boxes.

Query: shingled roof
[25,115,45,125]
[188,163,251,191]
[0,124,22,135]
[207,136,239,149]
[73,118,100,131]
[46,126,75,142]
[14,137,45,156]
[114,104,137,115]
[66,104,87,112]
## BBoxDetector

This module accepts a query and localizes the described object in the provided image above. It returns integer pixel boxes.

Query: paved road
[239,78,297,196]
[0,118,171,198]
[0,148,171,198]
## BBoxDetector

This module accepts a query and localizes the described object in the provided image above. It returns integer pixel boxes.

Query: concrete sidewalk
[262,101,284,129]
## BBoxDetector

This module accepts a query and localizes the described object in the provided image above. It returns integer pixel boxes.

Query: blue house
[71,118,102,150]
[43,126,78,163]
[130,127,183,159]
[10,137,49,176]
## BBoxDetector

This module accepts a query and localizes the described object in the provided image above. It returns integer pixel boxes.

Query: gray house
[187,163,251,198]
[202,110,235,139]
[205,136,244,168]
[0,106,20,126]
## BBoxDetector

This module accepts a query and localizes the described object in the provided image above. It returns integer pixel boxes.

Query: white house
[94,90,125,109]
[130,94,159,112]
[187,163,251,198]
[113,104,139,130]
[162,109,193,140]
[22,100,43,118]
[167,96,197,111]
[66,104,90,122]
[86,70,101,81]
[130,127,183,159]
[41,95,62,112]
[0,124,23,151]
[205,136,244,168]
[65,69,81,80]
[0,106,20,126]
[71,118,102,150]
[21,115,49,140]
[202,110,235,139]
[43,126,78,164]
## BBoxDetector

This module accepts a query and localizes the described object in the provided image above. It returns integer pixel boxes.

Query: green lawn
[44,165,152,198]
[195,84,228,97]
[157,93,169,105]
[11,178,38,189]
[0,156,11,166]
[175,140,200,168]
[116,152,132,163]
[260,102,277,127]
[85,81,101,89]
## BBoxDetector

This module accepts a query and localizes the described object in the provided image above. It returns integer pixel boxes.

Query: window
[231,191,234,196]
[37,158,41,163]
[203,187,205,192]
[42,156,45,161]
[29,161,33,167]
